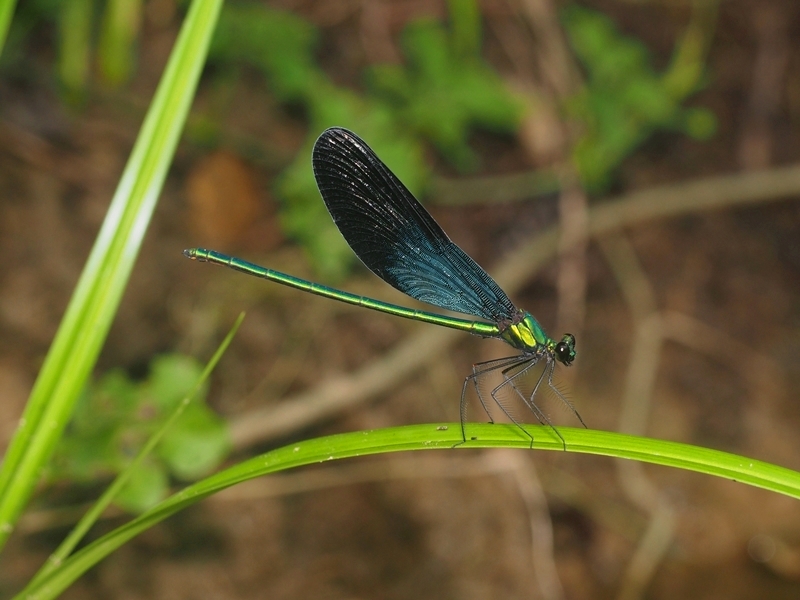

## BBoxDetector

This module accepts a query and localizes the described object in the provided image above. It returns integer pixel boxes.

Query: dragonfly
[185,127,585,444]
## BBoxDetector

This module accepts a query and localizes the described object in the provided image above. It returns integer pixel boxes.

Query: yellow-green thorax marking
[499,311,576,365]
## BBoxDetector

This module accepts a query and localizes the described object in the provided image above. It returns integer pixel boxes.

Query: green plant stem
[0,0,223,551]
[0,0,17,56]
[27,314,244,587]
[58,0,93,101]
[16,424,800,599]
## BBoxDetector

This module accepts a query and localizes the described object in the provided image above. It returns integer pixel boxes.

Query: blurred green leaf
[447,0,480,59]
[683,107,717,140]
[159,403,229,481]
[25,315,244,592]
[562,5,717,191]
[51,427,117,481]
[75,370,139,431]
[51,353,229,511]
[210,4,318,101]
[97,0,142,86]
[58,0,92,104]
[116,460,168,513]
[369,18,522,171]
[147,354,205,411]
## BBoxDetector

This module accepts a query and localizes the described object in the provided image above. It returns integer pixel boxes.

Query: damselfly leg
[459,352,586,448]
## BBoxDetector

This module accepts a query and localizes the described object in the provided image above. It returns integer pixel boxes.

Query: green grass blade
[0,0,223,550]
[58,0,93,102]
[27,314,244,587]
[16,424,800,599]
[0,0,17,56]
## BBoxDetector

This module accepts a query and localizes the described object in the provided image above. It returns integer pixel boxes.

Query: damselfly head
[554,333,576,366]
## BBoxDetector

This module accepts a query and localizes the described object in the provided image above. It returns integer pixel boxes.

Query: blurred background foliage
[5,0,713,277]
[49,354,228,513]
[562,4,716,190]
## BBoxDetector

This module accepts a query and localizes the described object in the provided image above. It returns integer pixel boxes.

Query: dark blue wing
[312,127,518,324]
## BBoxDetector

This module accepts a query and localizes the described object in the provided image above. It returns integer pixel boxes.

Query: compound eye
[554,334,576,366]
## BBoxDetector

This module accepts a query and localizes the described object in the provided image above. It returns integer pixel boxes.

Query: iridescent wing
[312,127,517,324]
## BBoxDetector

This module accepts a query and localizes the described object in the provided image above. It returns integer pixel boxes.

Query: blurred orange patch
[185,151,263,248]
